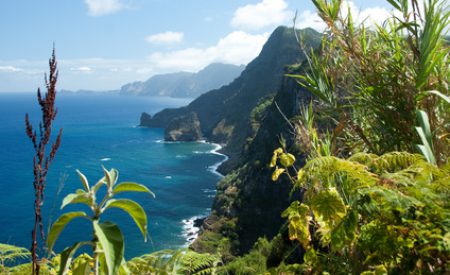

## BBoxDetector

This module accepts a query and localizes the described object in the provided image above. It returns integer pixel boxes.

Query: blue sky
[0,0,394,92]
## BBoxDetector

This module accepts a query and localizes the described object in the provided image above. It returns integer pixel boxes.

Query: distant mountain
[140,26,321,173]
[120,63,245,98]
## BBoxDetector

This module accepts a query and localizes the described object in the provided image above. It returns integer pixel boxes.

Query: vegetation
[25,49,63,275]
[267,0,450,273]
[0,244,30,274]
[46,167,154,274]
[272,150,449,273]
[127,249,221,274]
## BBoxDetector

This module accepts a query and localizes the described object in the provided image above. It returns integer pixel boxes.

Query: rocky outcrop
[164,112,202,141]
[139,112,152,126]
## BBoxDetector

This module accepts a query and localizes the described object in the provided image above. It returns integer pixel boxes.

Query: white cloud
[341,1,393,28]
[70,66,93,72]
[147,31,270,71]
[294,1,398,31]
[0,66,22,72]
[84,0,123,16]
[146,31,184,44]
[294,10,327,31]
[231,0,294,31]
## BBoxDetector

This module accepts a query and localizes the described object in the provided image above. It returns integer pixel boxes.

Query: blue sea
[0,92,225,259]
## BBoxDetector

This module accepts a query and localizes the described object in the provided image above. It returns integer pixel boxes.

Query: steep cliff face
[192,66,314,254]
[141,26,321,173]
[164,112,202,141]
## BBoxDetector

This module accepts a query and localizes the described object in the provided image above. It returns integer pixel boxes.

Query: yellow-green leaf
[270,148,283,167]
[113,182,155,198]
[61,192,91,209]
[47,212,88,253]
[282,202,311,247]
[103,199,148,241]
[272,168,285,181]
[310,187,346,223]
[280,153,296,167]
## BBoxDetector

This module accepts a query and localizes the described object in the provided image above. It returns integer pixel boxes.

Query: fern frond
[177,251,220,275]
[0,243,31,264]
[372,152,426,173]
[299,156,378,190]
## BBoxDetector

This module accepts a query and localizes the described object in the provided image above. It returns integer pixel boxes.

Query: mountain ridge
[140,26,322,174]
[120,63,245,98]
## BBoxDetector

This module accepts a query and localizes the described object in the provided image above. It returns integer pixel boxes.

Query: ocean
[0,92,225,259]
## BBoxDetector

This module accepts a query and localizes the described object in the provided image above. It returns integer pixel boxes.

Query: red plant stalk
[25,48,62,275]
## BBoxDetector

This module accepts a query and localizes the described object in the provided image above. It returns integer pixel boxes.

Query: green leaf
[310,188,346,223]
[280,153,296,168]
[103,199,148,241]
[47,212,88,253]
[427,90,450,104]
[76,170,90,192]
[93,221,125,275]
[113,182,155,198]
[61,191,91,209]
[415,110,436,165]
[58,241,92,275]
[416,110,432,146]
[272,168,285,181]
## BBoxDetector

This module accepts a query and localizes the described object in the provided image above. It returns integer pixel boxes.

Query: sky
[0,0,395,92]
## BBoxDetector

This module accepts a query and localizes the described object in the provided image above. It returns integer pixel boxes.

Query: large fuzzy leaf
[113,182,155,198]
[60,191,91,209]
[93,221,125,275]
[103,199,148,241]
[76,170,90,192]
[102,166,113,191]
[47,212,88,252]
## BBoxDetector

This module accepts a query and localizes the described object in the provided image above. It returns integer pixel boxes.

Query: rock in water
[164,112,202,141]
[139,112,152,126]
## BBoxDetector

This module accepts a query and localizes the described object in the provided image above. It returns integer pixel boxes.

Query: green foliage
[415,109,437,164]
[291,0,450,164]
[0,244,31,274]
[273,152,450,273]
[46,167,154,275]
[127,249,220,275]
[220,238,271,275]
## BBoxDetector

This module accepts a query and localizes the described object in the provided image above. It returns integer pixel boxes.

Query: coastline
[180,141,228,245]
